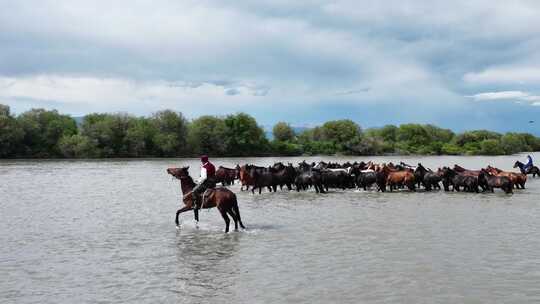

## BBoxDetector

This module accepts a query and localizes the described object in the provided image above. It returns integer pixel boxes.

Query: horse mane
[453,164,468,171]
[179,174,196,189]
[218,166,235,170]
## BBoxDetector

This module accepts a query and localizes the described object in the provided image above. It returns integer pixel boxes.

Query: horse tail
[232,194,245,229]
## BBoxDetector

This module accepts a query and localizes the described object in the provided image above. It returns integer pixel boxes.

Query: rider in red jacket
[192,155,216,210]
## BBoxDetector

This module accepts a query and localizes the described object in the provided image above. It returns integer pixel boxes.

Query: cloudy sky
[1,1,540,133]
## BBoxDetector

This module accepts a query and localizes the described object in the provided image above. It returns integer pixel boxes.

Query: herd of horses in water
[167,159,539,232]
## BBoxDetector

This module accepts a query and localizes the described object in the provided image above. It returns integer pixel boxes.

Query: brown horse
[238,164,255,191]
[453,164,488,191]
[167,166,245,233]
[453,164,482,176]
[485,166,526,189]
[381,164,416,191]
[215,166,238,186]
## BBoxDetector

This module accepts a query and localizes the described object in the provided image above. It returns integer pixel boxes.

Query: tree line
[1,103,539,158]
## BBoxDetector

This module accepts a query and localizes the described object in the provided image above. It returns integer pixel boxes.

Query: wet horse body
[167,167,245,232]
[453,165,487,191]
[479,170,513,194]
[295,161,325,193]
[415,163,442,191]
[215,166,238,186]
[249,166,277,194]
[485,166,525,189]
[381,165,416,191]
[441,167,479,192]
[272,162,297,191]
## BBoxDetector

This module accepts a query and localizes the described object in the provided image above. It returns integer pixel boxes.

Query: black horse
[272,162,297,190]
[441,167,479,193]
[295,161,325,193]
[514,161,539,178]
[249,166,277,194]
[414,163,442,191]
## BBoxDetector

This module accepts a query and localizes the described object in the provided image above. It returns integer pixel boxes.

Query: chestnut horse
[167,166,245,232]
[381,164,416,191]
[485,166,526,189]
[238,164,255,191]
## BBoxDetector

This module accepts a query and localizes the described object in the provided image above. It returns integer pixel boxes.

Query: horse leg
[227,209,239,231]
[232,203,245,229]
[175,206,193,227]
[219,208,230,233]
[194,208,199,222]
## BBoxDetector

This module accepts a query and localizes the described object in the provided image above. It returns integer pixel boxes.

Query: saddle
[200,187,224,208]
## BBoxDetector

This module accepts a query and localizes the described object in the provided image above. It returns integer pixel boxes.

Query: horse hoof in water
[176,225,181,230]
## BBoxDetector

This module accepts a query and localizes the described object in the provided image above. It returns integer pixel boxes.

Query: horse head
[441,167,455,179]
[167,166,190,179]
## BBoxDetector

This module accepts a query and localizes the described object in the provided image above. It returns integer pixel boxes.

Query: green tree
[80,113,133,157]
[0,104,24,157]
[187,116,228,156]
[223,113,269,156]
[396,124,430,148]
[479,139,504,155]
[58,134,100,158]
[272,122,295,142]
[453,130,501,147]
[320,119,361,146]
[441,143,462,155]
[379,125,398,143]
[149,110,188,156]
[17,108,77,157]
[424,124,454,143]
[500,133,528,155]
[270,141,303,155]
[125,117,155,157]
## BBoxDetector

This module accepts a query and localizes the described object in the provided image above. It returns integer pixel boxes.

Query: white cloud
[0,75,270,115]
[464,67,540,84]
[467,90,540,103]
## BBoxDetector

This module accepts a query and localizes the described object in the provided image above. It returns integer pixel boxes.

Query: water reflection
[174,231,242,303]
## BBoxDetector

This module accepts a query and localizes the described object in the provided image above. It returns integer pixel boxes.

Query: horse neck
[179,176,196,194]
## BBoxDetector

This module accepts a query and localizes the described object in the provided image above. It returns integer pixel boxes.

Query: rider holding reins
[192,155,217,210]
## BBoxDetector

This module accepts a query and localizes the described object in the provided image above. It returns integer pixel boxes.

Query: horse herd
[168,160,538,232]
[215,160,539,195]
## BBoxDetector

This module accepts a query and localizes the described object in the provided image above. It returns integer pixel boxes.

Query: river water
[1,154,540,303]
